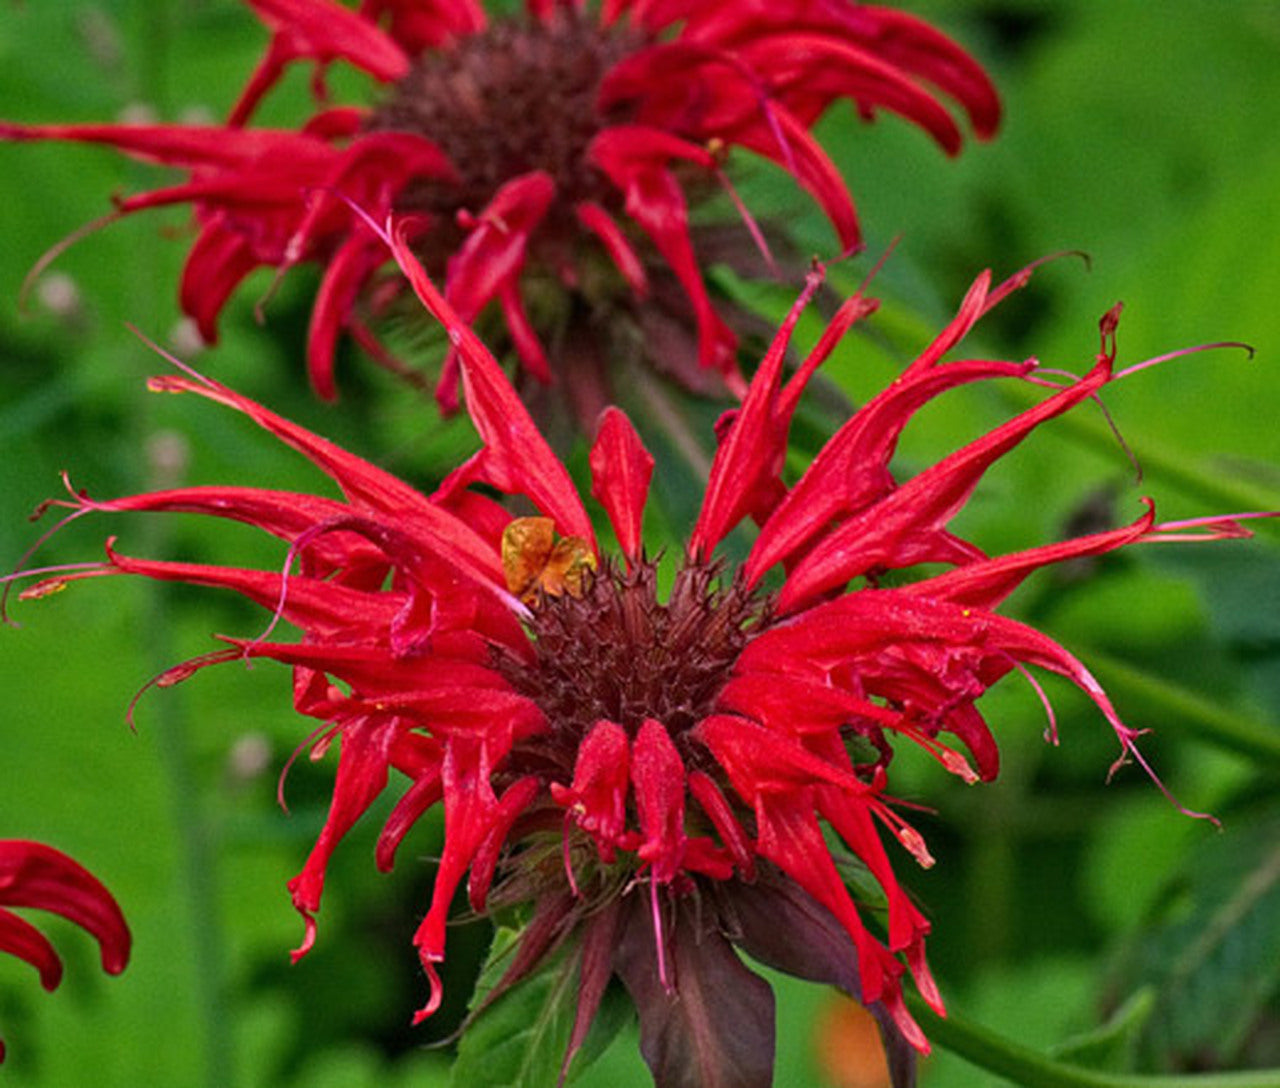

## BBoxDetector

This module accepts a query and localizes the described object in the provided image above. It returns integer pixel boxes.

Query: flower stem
[908,994,1280,1088]
[128,3,235,1085]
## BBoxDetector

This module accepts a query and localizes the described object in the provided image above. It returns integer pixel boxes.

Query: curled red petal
[0,839,131,1060]
[286,713,401,943]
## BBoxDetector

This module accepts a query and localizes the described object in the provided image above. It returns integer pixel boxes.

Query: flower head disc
[8,244,1255,1087]
[2,0,999,420]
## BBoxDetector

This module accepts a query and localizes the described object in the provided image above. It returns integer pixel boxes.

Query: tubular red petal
[692,269,878,556]
[468,776,542,911]
[747,357,1032,584]
[549,719,631,861]
[687,771,755,878]
[906,501,1158,610]
[497,279,552,383]
[589,408,654,562]
[286,714,400,934]
[632,720,688,883]
[412,736,504,1010]
[248,0,411,78]
[141,368,506,588]
[306,231,386,400]
[735,35,963,152]
[180,228,262,344]
[360,0,485,52]
[707,775,891,1011]
[575,201,649,296]
[853,6,1001,139]
[777,356,1116,612]
[589,127,737,376]
[724,103,861,250]
[0,120,326,168]
[444,171,556,330]
[378,219,596,546]
[376,767,444,872]
[0,909,63,992]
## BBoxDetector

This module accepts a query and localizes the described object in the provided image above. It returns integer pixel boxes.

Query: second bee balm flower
[2,0,998,420]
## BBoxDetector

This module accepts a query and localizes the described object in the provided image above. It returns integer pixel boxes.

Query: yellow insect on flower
[501,517,597,603]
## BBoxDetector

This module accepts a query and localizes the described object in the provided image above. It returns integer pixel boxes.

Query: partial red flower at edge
[0,840,132,1063]
[0,0,999,422]
[5,246,1258,1088]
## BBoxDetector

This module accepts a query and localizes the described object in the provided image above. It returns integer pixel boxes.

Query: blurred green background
[2,2,1279,1086]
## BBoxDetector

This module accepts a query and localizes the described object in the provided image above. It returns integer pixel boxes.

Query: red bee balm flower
[1,0,998,418]
[0,840,132,1063]
[8,240,1252,1087]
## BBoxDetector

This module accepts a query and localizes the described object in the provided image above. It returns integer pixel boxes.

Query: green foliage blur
[1,2,1278,1086]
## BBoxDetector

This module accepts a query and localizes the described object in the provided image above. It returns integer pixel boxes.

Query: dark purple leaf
[614,889,775,1088]
[728,870,917,1088]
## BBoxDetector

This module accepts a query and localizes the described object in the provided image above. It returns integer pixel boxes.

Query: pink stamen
[240,516,359,661]
[1010,659,1060,746]
[1,504,97,622]
[1111,732,1221,829]
[982,250,1091,316]
[125,324,221,389]
[889,715,979,783]
[1114,340,1254,381]
[19,209,126,314]
[650,875,673,994]
[278,719,343,814]
[125,647,242,731]
[712,166,777,277]
[1147,512,1276,542]
[868,796,935,868]
[1019,365,1144,483]
[561,812,581,898]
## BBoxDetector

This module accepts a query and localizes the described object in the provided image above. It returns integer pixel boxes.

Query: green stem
[128,3,235,1085]
[909,994,1280,1088]
[1079,647,1280,767]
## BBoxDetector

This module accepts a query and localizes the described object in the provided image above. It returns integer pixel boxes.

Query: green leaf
[449,930,578,1088]
[1051,988,1156,1070]
[1106,808,1280,1070]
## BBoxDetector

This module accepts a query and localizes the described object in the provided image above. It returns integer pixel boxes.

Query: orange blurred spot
[814,994,892,1088]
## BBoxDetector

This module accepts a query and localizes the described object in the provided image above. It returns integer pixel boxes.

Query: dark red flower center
[368,12,639,228]
[498,558,770,778]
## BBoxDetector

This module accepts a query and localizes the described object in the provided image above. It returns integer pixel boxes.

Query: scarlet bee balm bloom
[10,239,1249,1087]
[1,0,998,419]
